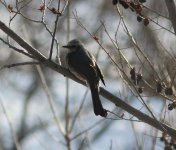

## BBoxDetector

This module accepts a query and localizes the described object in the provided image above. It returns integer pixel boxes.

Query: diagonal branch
[0,21,46,61]
[0,37,34,59]
[100,88,176,137]
[0,20,176,138]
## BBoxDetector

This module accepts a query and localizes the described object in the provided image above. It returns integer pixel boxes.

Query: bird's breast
[66,51,87,82]
[66,50,99,85]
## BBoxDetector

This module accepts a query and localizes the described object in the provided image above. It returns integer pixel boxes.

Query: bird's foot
[95,108,108,117]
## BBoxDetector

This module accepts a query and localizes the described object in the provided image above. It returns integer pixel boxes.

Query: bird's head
[62,39,83,52]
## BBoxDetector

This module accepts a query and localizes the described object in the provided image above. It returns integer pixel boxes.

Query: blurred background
[0,0,176,150]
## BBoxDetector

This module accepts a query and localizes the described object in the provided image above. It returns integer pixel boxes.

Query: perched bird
[63,39,107,117]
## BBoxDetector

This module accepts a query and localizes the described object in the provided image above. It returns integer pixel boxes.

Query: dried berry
[165,87,173,95]
[51,8,57,13]
[164,145,172,150]
[131,74,135,80]
[135,4,142,14]
[168,103,173,111]
[93,36,99,41]
[112,0,118,5]
[168,101,176,111]
[138,87,143,93]
[130,67,136,76]
[137,74,142,81]
[143,18,149,26]
[172,101,176,107]
[139,0,146,3]
[160,136,165,141]
[131,75,137,85]
[130,68,137,84]
[173,143,176,149]
[136,74,143,85]
[129,2,135,8]
[38,4,45,12]
[137,16,143,22]
[8,4,13,12]
[129,2,135,11]
[156,81,162,93]
[137,74,143,81]
[119,0,129,9]
[48,7,61,15]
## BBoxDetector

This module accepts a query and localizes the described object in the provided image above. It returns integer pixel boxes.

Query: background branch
[165,0,176,34]
[0,20,176,139]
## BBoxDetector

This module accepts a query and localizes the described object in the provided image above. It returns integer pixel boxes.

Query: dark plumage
[63,39,107,117]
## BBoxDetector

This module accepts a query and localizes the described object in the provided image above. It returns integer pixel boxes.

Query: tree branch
[0,61,42,70]
[0,20,176,138]
[49,1,61,60]
[0,37,34,59]
[0,21,46,61]
[165,0,176,34]
[100,88,176,137]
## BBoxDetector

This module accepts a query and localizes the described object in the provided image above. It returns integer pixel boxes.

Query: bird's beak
[62,45,69,48]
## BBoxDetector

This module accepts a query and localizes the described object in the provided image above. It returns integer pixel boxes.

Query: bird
[62,39,107,117]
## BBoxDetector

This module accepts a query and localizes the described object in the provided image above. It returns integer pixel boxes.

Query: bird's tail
[90,84,107,117]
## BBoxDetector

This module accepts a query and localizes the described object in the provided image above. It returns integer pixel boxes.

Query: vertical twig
[48,0,61,60]
[36,65,65,135]
[0,98,20,150]
[65,0,71,150]
[70,89,89,132]
[65,78,71,150]
[165,0,176,34]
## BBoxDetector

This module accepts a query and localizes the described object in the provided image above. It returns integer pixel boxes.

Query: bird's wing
[87,52,105,86]
[67,51,99,84]
[95,63,105,86]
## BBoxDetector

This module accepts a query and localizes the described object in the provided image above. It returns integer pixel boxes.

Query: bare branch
[36,66,65,135]
[0,98,20,150]
[70,89,89,132]
[0,37,34,59]
[0,20,176,138]
[100,87,176,137]
[0,61,42,70]
[0,20,46,61]
[165,0,176,34]
[49,1,61,60]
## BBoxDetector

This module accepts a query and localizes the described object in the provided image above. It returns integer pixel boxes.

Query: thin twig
[165,0,176,34]
[0,98,20,150]
[36,66,65,135]
[0,37,34,59]
[1,19,176,138]
[0,20,46,61]
[70,119,105,141]
[143,5,169,20]
[0,61,42,70]
[65,1,71,150]
[49,1,61,60]
[74,12,163,132]
[70,89,89,132]
[10,0,33,23]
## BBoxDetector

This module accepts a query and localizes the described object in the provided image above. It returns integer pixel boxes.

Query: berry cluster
[130,67,143,93]
[156,81,173,96]
[154,80,175,111]
[38,4,62,15]
[156,81,166,93]
[155,81,175,111]
[160,133,176,150]
[112,0,149,26]
[168,101,176,111]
